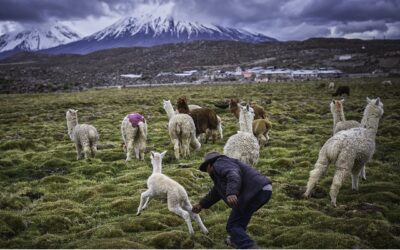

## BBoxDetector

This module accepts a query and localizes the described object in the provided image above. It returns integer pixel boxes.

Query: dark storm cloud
[0,0,141,23]
[0,0,399,40]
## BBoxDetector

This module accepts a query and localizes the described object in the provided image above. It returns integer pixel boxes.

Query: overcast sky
[0,0,399,41]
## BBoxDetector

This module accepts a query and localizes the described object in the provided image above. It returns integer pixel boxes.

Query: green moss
[40,175,70,184]
[148,230,194,248]
[33,233,63,248]
[0,140,36,151]
[77,238,143,249]
[0,194,29,210]
[109,197,138,214]
[85,224,125,238]
[0,211,27,237]
[0,80,399,248]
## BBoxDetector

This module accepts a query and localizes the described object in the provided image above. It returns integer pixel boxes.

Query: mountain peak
[0,24,81,53]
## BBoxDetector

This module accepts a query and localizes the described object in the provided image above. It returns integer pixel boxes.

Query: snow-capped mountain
[44,14,277,55]
[0,24,81,55]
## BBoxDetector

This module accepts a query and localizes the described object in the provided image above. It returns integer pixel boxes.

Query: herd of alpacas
[65,91,384,234]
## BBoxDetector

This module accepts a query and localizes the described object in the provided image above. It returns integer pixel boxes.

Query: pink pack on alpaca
[128,113,145,127]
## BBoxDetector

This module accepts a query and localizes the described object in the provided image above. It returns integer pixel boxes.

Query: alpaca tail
[304,146,330,198]
[190,132,201,150]
[89,128,99,141]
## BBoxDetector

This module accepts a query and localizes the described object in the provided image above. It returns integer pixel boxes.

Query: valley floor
[0,78,399,248]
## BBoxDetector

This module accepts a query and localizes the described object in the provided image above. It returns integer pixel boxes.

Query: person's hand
[192,203,202,213]
[227,195,238,206]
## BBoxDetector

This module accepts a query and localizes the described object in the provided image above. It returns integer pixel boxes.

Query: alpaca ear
[160,151,167,158]
[331,99,335,104]
[375,97,380,105]
[246,104,250,111]
[150,151,155,159]
[366,97,371,103]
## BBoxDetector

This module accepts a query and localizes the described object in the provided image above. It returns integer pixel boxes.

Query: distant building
[120,73,142,79]
[292,69,318,79]
[337,54,352,61]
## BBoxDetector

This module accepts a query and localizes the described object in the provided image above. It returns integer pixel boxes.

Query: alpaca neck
[152,161,162,174]
[239,112,253,133]
[334,109,345,124]
[67,118,78,140]
[164,104,175,120]
[361,113,380,133]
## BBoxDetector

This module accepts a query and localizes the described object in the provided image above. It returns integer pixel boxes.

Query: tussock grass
[1,78,400,248]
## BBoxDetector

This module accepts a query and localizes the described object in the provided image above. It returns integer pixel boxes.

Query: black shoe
[225,236,237,249]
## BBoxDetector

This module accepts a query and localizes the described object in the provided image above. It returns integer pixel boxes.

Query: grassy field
[1,78,399,248]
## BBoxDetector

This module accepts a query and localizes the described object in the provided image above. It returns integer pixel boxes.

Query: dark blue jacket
[199,155,271,211]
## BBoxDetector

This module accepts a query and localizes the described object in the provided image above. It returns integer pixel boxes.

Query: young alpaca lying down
[136,151,208,235]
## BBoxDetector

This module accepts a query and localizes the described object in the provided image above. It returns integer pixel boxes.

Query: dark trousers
[226,189,272,249]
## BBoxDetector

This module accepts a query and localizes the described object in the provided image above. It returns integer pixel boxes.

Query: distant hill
[0,38,399,93]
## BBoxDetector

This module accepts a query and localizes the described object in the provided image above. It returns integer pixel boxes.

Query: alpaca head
[66,109,78,121]
[238,103,255,132]
[362,97,384,130]
[163,100,172,110]
[150,151,167,173]
[177,97,190,114]
[330,99,345,122]
[229,98,240,119]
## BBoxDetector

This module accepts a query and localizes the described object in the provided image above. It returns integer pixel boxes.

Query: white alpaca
[163,100,201,159]
[328,82,335,90]
[304,97,384,206]
[121,113,147,161]
[136,151,208,235]
[330,99,361,135]
[330,99,366,180]
[66,109,99,160]
[224,104,260,166]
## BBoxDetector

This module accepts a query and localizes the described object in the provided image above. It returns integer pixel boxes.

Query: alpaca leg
[211,130,217,144]
[330,166,351,207]
[173,138,180,160]
[351,172,359,191]
[90,141,97,158]
[168,201,194,235]
[138,137,146,160]
[75,143,83,160]
[126,140,133,161]
[142,197,151,210]
[82,142,91,159]
[304,150,330,198]
[183,137,192,158]
[218,123,223,139]
[361,165,367,180]
[137,190,152,215]
[134,145,140,160]
[139,144,146,161]
[183,203,208,234]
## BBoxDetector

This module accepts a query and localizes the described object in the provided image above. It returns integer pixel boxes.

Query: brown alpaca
[251,102,267,119]
[229,98,240,119]
[177,97,190,114]
[230,98,267,120]
[176,96,219,143]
